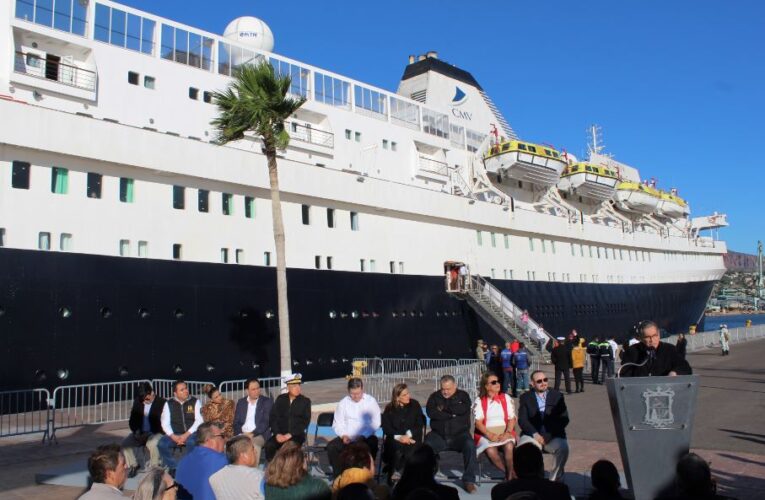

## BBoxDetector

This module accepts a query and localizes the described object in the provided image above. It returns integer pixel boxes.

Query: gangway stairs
[452,274,553,362]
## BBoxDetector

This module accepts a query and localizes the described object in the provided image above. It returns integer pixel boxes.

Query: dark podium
[606,375,699,500]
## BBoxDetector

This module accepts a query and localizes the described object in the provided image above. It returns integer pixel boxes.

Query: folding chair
[307,411,335,476]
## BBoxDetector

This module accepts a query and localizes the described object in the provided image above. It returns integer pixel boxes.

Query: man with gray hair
[425,375,478,494]
[175,422,227,500]
[209,435,264,499]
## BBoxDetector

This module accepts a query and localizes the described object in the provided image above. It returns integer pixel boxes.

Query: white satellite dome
[223,16,274,52]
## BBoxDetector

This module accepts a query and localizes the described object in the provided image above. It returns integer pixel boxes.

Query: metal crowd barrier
[0,389,52,443]
[51,379,151,443]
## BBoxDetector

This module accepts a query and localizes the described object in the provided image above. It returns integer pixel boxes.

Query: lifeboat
[557,162,618,202]
[483,140,567,188]
[613,181,661,214]
[657,190,690,218]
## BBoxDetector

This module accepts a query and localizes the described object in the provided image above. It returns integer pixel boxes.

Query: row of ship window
[302,205,360,231]
[344,129,398,151]
[127,70,216,106]
[313,255,405,274]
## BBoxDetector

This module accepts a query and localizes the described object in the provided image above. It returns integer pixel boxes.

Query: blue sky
[119,0,764,253]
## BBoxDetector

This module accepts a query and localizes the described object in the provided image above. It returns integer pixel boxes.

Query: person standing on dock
[720,324,730,356]
[676,333,688,359]
[587,337,602,385]
[551,339,572,394]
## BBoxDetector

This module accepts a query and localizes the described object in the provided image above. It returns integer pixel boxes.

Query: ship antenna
[587,124,605,157]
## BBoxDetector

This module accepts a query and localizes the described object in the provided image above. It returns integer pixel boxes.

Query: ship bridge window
[94,4,155,54]
[51,167,68,194]
[12,161,31,190]
[270,57,311,98]
[354,84,388,119]
[217,42,264,76]
[16,0,87,36]
[422,108,449,139]
[173,186,185,209]
[390,96,421,130]
[222,193,233,215]
[198,189,209,212]
[315,72,351,109]
[161,24,214,71]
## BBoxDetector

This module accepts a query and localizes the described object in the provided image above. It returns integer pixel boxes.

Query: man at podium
[621,320,692,377]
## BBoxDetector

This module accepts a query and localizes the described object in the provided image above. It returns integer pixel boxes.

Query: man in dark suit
[551,338,573,394]
[122,382,165,476]
[621,320,692,377]
[263,373,311,460]
[518,370,569,482]
[491,443,572,500]
[232,378,273,462]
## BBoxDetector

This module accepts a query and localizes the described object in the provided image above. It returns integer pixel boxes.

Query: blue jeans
[158,433,197,469]
[516,369,529,391]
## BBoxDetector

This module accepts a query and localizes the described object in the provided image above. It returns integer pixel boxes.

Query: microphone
[617,348,654,378]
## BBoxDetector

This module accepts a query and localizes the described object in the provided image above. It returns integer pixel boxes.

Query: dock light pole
[757,241,764,310]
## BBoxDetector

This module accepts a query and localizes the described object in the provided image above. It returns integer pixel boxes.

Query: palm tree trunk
[265,147,292,378]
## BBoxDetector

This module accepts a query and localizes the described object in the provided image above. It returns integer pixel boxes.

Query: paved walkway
[1,339,763,499]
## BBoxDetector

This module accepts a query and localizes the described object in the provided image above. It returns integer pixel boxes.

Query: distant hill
[724,251,759,272]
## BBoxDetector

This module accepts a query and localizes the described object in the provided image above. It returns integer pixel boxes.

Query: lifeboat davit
[483,140,567,188]
[613,181,661,214]
[557,162,618,202]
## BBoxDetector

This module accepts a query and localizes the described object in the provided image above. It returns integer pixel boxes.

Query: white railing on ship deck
[13,51,97,91]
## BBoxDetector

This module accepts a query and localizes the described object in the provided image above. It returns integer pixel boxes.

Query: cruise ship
[0,0,728,390]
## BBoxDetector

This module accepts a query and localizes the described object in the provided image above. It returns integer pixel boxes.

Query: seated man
[490,443,571,500]
[424,375,478,494]
[327,377,381,477]
[79,444,129,499]
[209,434,265,500]
[232,378,273,461]
[264,373,312,460]
[517,370,569,482]
[122,382,165,476]
[175,422,228,500]
[621,320,692,377]
[158,380,203,472]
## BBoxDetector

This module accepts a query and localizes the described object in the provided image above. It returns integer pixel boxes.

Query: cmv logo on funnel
[451,86,468,106]
[451,86,472,120]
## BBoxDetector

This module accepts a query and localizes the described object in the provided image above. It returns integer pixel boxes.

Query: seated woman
[201,384,235,439]
[381,383,424,483]
[265,441,331,500]
[474,371,517,480]
[392,444,459,500]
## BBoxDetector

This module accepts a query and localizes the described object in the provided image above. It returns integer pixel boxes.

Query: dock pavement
[0,339,763,499]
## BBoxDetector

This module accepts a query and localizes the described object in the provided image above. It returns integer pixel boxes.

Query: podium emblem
[642,386,675,428]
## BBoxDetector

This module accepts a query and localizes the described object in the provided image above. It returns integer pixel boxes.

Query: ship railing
[50,379,151,443]
[288,122,335,148]
[14,51,97,92]
[217,376,283,402]
[150,379,216,404]
[0,388,52,443]
[418,156,450,177]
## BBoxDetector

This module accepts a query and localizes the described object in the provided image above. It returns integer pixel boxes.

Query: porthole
[100,307,112,319]
[0,306,5,317]
[138,308,150,319]
[56,368,70,380]
[391,312,397,318]
[239,310,249,319]
[34,369,47,382]
[173,364,183,374]
[59,307,72,318]
[329,310,337,319]
[205,363,215,372]
[174,309,184,319]
[436,312,441,317]
[340,311,348,319]
[351,311,359,319]
[265,310,275,319]
[118,366,129,377]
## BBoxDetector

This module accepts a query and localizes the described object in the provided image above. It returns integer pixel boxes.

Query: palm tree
[211,61,306,378]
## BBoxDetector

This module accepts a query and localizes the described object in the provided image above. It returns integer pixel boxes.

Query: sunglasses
[534,378,549,384]
[488,380,500,385]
